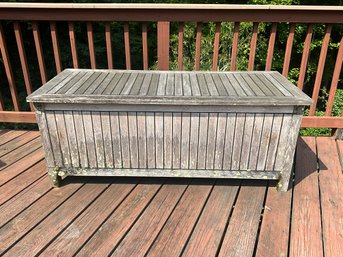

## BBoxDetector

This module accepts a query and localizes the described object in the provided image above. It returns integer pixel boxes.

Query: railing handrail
[0,3,342,23]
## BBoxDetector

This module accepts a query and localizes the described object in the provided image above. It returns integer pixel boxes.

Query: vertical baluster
[178,22,184,71]
[68,22,79,68]
[32,22,47,84]
[212,22,221,71]
[50,21,62,74]
[248,22,258,71]
[265,23,277,71]
[14,22,33,111]
[325,36,343,116]
[230,22,240,71]
[282,23,296,77]
[157,21,170,71]
[105,22,113,69]
[124,22,131,70]
[142,22,148,70]
[195,22,202,71]
[309,24,332,116]
[0,93,4,111]
[87,22,96,69]
[0,23,19,111]
[298,24,313,90]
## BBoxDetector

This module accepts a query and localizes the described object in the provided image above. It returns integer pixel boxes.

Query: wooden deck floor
[0,129,342,257]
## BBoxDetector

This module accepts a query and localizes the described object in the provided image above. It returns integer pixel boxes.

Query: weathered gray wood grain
[102,73,123,95]
[155,112,164,169]
[248,114,264,170]
[239,113,255,170]
[137,112,147,168]
[73,111,88,168]
[204,73,219,96]
[101,112,114,168]
[146,112,156,168]
[129,73,145,95]
[74,72,101,94]
[265,114,283,171]
[256,114,274,171]
[163,112,173,168]
[222,113,236,170]
[110,112,123,168]
[128,112,139,168]
[58,167,280,180]
[91,112,106,168]
[121,73,139,95]
[93,73,116,94]
[139,73,152,95]
[63,110,80,167]
[65,72,94,95]
[119,112,130,168]
[206,113,218,169]
[189,113,200,169]
[172,112,182,169]
[82,111,97,168]
[214,113,227,170]
[197,113,209,169]
[45,111,63,167]
[180,112,190,169]
[54,111,72,168]
[182,73,192,96]
[231,113,245,170]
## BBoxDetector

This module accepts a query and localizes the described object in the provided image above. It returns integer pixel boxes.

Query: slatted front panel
[42,110,292,174]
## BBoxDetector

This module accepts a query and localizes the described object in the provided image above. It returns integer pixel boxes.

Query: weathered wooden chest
[27,69,312,191]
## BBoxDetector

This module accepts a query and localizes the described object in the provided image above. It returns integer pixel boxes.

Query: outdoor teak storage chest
[27,69,312,191]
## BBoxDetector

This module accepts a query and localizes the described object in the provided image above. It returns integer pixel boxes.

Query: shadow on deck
[0,129,342,257]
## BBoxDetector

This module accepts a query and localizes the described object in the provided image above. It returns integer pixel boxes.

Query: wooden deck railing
[0,3,342,128]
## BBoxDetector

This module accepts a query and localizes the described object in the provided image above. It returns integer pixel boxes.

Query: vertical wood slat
[141,22,148,70]
[110,112,122,168]
[282,23,296,77]
[325,36,343,116]
[92,112,105,168]
[265,23,277,71]
[73,111,88,168]
[50,21,62,74]
[0,23,19,111]
[86,22,96,69]
[124,22,131,70]
[248,22,258,71]
[68,22,79,68]
[212,22,221,71]
[195,22,203,71]
[56,110,72,167]
[32,22,47,84]
[230,22,240,71]
[309,24,333,116]
[101,112,114,168]
[157,21,170,71]
[178,22,184,71]
[105,22,113,69]
[13,22,33,111]
[298,24,313,90]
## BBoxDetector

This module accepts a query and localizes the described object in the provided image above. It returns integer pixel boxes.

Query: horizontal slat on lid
[27,69,313,106]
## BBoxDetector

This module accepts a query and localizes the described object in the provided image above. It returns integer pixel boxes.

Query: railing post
[157,21,170,70]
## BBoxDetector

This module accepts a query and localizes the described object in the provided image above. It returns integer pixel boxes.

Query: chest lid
[27,69,312,106]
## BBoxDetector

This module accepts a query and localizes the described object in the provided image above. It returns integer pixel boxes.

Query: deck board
[0,130,342,257]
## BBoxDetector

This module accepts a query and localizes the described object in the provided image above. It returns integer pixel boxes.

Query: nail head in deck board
[76,181,163,257]
[218,181,267,257]
[182,180,240,257]
[27,69,311,191]
[3,183,108,257]
[111,181,188,257]
[289,137,323,257]
[316,137,343,257]
[146,181,214,257]
[40,180,138,257]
